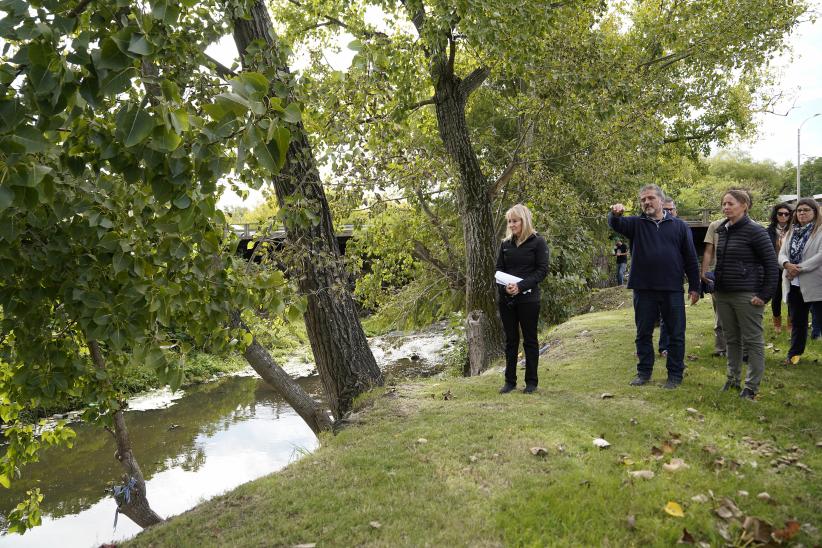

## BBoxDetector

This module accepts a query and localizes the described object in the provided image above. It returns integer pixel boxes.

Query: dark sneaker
[661,379,681,390]
[721,380,741,392]
[712,350,727,357]
[629,376,651,386]
[739,387,756,400]
[742,354,749,363]
[499,383,516,394]
[523,385,537,394]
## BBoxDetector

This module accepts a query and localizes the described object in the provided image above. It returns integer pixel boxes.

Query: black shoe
[523,385,537,394]
[499,383,516,394]
[713,350,727,357]
[742,354,749,363]
[661,379,681,390]
[629,376,651,386]
[739,387,756,400]
[721,380,741,392]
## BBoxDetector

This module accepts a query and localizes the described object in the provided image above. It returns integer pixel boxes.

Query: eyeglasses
[777,211,791,217]
[796,208,814,213]
[663,207,675,212]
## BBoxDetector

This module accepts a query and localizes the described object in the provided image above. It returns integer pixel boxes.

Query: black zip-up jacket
[495,233,550,304]
[608,211,700,293]
[714,216,779,302]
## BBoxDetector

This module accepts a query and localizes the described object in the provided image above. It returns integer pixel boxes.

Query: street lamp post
[797,112,821,199]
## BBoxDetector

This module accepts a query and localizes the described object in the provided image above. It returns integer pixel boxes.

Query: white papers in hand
[495,271,522,286]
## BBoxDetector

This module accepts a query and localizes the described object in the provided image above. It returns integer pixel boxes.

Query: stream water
[0,328,455,547]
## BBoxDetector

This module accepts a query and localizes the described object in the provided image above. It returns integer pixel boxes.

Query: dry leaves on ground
[530,447,548,457]
[663,458,690,472]
[593,438,611,449]
[629,470,655,480]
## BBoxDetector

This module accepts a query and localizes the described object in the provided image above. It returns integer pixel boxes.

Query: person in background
[496,204,550,394]
[767,202,793,334]
[700,217,727,356]
[713,189,778,400]
[608,185,700,389]
[614,238,628,286]
[657,198,679,357]
[778,197,822,366]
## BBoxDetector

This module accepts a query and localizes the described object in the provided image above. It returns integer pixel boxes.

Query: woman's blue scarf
[789,222,814,264]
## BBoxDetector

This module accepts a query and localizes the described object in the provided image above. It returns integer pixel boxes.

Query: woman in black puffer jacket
[713,189,779,400]
[495,204,549,394]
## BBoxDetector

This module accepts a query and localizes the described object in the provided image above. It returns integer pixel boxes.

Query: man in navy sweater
[608,184,701,389]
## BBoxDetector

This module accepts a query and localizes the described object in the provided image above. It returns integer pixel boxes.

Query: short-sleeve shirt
[615,243,628,264]
[704,219,724,270]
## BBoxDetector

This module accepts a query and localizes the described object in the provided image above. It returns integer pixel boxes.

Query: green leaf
[170,108,189,132]
[215,92,250,117]
[116,105,155,147]
[150,125,182,152]
[127,34,153,56]
[150,0,180,25]
[96,37,131,70]
[0,99,25,131]
[0,186,13,211]
[282,102,302,124]
[10,126,47,153]
[161,79,182,103]
[112,250,129,273]
[230,72,269,101]
[100,67,137,96]
[172,194,191,209]
[0,473,9,488]
[254,141,277,174]
[270,126,291,169]
[348,39,363,52]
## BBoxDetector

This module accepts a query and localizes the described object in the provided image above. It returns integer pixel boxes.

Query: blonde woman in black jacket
[495,204,549,394]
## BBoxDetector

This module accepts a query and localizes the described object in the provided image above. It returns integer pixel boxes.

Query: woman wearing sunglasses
[778,198,822,365]
[767,202,794,333]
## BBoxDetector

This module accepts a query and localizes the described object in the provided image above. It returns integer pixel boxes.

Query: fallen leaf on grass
[716,522,733,542]
[791,355,800,364]
[556,444,566,453]
[756,492,772,502]
[772,520,801,542]
[651,446,664,459]
[630,417,638,425]
[686,407,700,415]
[816,440,822,448]
[442,390,453,400]
[601,393,614,399]
[691,494,709,503]
[737,490,748,497]
[702,444,717,454]
[715,498,743,520]
[687,354,699,361]
[293,544,317,548]
[677,528,695,544]
[469,455,478,463]
[629,470,655,480]
[416,438,428,444]
[593,438,611,449]
[663,458,690,472]
[626,515,636,530]
[530,447,548,457]
[664,501,685,517]
[369,521,382,529]
[741,516,773,544]
[661,441,676,454]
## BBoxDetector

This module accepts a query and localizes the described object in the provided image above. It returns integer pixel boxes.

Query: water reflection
[0,376,320,547]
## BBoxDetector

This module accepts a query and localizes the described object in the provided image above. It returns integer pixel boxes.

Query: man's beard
[643,205,657,215]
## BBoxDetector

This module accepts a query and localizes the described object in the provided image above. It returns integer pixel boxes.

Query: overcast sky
[214,3,822,209]
[733,1,822,166]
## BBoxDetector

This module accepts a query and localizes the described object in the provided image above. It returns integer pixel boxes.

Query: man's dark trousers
[633,290,686,382]
[499,301,540,387]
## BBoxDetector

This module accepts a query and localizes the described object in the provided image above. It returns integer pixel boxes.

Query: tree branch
[459,66,490,97]
[414,187,461,269]
[663,123,724,143]
[411,240,465,289]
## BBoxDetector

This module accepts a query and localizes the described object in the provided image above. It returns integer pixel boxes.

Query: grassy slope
[127,289,822,547]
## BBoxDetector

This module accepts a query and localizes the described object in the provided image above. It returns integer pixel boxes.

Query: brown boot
[773,316,782,334]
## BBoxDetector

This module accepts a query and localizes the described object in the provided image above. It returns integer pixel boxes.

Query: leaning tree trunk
[230,1,383,419]
[88,341,163,528]
[231,312,333,434]
[431,62,505,375]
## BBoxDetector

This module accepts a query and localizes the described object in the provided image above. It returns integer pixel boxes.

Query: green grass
[127,289,822,547]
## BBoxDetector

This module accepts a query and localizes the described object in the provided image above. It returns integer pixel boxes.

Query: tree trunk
[431,63,505,372]
[111,410,164,528]
[87,341,163,529]
[232,312,333,434]
[230,1,383,419]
